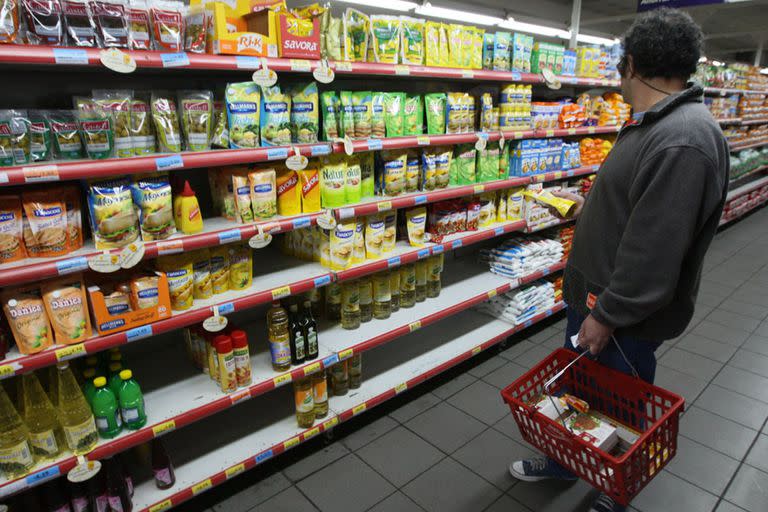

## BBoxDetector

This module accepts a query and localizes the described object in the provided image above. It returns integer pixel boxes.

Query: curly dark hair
[621,8,703,80]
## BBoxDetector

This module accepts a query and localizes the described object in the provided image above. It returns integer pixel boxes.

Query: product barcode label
[55,344,86,361]
[416,136,430,145]
[225,463,246,478]
[191,479,212,495]
[452,240,463,249]
[417,249,430,259]
[217,302,235,315]
[413,194,427,205]
[545,130,555,137]
[311,144,331,156]
[273,373,292,386]
[322,354,339,367]
[22,164,59,182]
[461,69,474,79]
[377,201,392,212]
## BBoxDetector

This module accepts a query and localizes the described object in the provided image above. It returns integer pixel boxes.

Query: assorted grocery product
[694,60,768,92]
[480,236,564,279]
[729,148,768,180]
[477,278,561,325]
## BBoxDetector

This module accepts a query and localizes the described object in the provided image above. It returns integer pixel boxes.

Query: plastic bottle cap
[230,330,248,348]
[119,369,133,380]
[214,335,232,353]
[109,362,122,372]
[181,180,196,197]
[94,377,107,388]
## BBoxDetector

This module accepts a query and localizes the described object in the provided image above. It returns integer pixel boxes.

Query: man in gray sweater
[509,9,729,512]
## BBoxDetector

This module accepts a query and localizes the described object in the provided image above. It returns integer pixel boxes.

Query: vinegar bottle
[57,363,98,455]
[0,384,34,479]
[151,438,176,490]
[20,372,64,461]
[91,377,122,439]
[288,304,306,365]
[118,370,147,430]
[105,456,132,512]
[267,302,291,372]
[300,300,319,361]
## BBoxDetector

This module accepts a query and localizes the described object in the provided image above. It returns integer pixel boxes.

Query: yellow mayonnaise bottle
[177,180,204,234]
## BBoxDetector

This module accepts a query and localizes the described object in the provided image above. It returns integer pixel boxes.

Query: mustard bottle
[177,180,204,234]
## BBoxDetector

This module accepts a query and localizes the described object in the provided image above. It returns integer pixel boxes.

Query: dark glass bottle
[69,479,90,512]
[43,479,71,512]
[105,457,132,512]
[151,438,176,490]
[288,304,305,365]
[87,469,109,512]
[301,301,318,361]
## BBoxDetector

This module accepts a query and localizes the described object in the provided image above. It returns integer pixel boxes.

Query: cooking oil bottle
[0,384,34,479]
[358,276,373,323]
[20,372,64,461]
[400,264,416,308]
[305,287,323,319]
[312,370,328,419]
[331,361,349,396]
[341,281,361,330]
[267,302,292,372]
[390,268,401,312]
[325,282,342,321]
[372,271,391,320]
[426,254,444,298]
[293,378,315,428]
[56,363,98,455]
[349,354,362,389]
[415,259,428,303]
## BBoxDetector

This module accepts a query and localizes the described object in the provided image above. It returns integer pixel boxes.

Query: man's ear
[626,55,635,77]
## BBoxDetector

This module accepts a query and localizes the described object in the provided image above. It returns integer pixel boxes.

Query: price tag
[473,184,484,194]
[545,130,555,137]
[292,216,312,229]
[567,128,577,135]
[290,59,312,72]
[248,231,272,249]
[152,420,176,437]
[395,382,408,394]
[523,319,533,328]
[553,171,563,180]
[352,403,367,416]
[394,65,410,75]
[22,164,59,182]
[414,194,427,205]
[56,256,88,275]
[487,289,497,299]
[313,60,335,83]
[317,210,337,230]
[494,226,505,236]
[255,449,273,464]
[303,361,321,375]
[334,61,353,72]
[511,72,522,81]
[26,465,60,485]
[323,417,339,429]
[513,131,523,139]
[461,69,474,79]
[55,343,86,362]
[160,52,190,68]
[88,252,121,273]
[367,139,383,151]
[53,48,89,65]
[286,150,309,171]
[230,389,251,404]
[271,285,291,300]
[125,325,153,343]
[149,501,173,512]
[157,239,184,255]
[0,365,16,379]
[284,437,300,449]
[314,275,332,288]
[273,373,292,386]
[192,479,212,495]
[304,427,320,440]
[119,242,144,269]
[377,201,392,212]
[267,147,289,160]
[417,248,430,259]
[416,135,430,146]
[338,348,353,360]
[387,256,401,267]
[588,127,596,134]
[155,154,184,171]
[338,207,355,219]
[472,346,482,355]
[253,66,278,87]
[235,56,261,69]
[99,48,136,73]
[218,229,242,245]
[409,320,421,332]
[311,144,331,156]
[225,463,245,479]
[452,239,463,249]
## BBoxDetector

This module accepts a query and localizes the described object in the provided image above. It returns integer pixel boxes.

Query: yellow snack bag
[299,168,321,213]
[330,220,355,270]
[318,228,331,267]
[352,218,366,264]
[438,23,450,67]
[406,207,427,247]
[370,15,400,64]
[157,254,194,311]
[276,167,301,217]
[461,26,474,69]
[365,213,385,259]
[400,16,425,65]
[471,27,485,70]
[209,245,230,295]
[448,24,462,68]
[425,21,440,67]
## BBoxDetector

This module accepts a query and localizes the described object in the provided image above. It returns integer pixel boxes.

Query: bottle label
[72,497,89,512]
[63,416,97,453]
[95,410,121,434]
[373,275,391,302]
[29,429,59,456]
[313,377,328,403]
[96,495,109,512]
[154,467,174,486]
[222,353,237,392]
[359,283,373,305]
[270,338,291,366]
[0,439,33,471]
[294,333,305,359]
[108,496,124,512]
[233,348,252,386]
[307,329,318,355]
[349,355,362,374]
[331,362,348,379]
[122,406,140,422]
[295,386,314,413]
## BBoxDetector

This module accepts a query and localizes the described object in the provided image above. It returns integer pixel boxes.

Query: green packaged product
[435,146,451,188]
[352,91,372,138]
[345,155,362,203]
[380,150,407,196]
[0,111,14,166]
[455,144,477,185]
[482,33,494,69]
[405,150,420,193]
[403,94,423,136]
[499,141,510,178]
[320,154,347,208]
[371,93,386,138]
[93,90,133,158]
[424,93,446,135]
[339,91,355,139]
[493,32,512,71]
[320,91,340,141]
[384,92,405,137]
[77,109,114,160]
[28,111,52,162]
[476,142,500,182]
[210,100,229,149]
[343,8,370,62]
[326,16,343,61]
[48,110,84,160]
[225,81,260,149]
[151,92,182,153]
[260,85,292,147]
[400,17,425,65]
[179,90,213,152]
[359,151,375,197]
[9,110,30,164]
[290,82,319,143]
[370,15,400,64]
[130,97,156,156]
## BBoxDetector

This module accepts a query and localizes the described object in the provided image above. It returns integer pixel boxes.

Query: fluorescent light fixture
[415,2,502,26]
[335,0,417,11]
[761,68,768,75]
[498,18,570,39]
[575,34,619,46]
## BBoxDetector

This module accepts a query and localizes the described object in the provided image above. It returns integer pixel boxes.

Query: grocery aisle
[179,205,768,512]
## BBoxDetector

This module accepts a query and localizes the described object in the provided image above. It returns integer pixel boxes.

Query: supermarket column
[509,9,729,512]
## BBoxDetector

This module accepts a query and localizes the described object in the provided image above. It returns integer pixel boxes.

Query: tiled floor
[181,206,768,512]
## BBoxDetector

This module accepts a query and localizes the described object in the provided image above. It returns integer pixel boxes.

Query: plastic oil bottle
[426,254,444,298]
[372,271,391,320]
[400,264,416,308]
[349,354,362,389]
[0,384,34,478]
[57,363,98,455]
[267,302,292,372]
[19,372,64,461]
[358,276,373,323]
[293,378,315,428]
[341,281,361,330]
[312,370,328,419]
[331,361,349,396]
[415,259,428,303]
[325,282,342,321]
[390,269,401,312]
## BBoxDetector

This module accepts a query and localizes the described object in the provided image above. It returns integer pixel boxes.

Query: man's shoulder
[642,103,728,163]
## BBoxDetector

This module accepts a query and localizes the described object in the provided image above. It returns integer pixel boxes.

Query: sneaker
[589,493,626,512]
[508,457,579,482]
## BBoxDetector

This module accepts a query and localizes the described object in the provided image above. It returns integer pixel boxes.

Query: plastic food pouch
[41,276,91,345]
[456,144,476,185]
[130,97,155,155]
[384,92,405,137]
[209,245,229,295]
[434,145,451,188]
[343,8,369,62]
[260,85,292,147]
[48,110,83,160]
[507,187,524,220]
[352,218,365,264]
[359,151,375,198]
[62,0,97,46]
[157,253,193,310]
[317,227,330,267]
[421,148,437,191]
[0,195,25,263]
[370,15,399,64]
[87,177,140,249]
[228,244,252,291]
[352,91,372,138]
[493,31,511,71]
[211,100,229,148]
[499,140,510,177]
[369,93,386,138]
[525,189,577,217]
[27,111,52,162]
[424,21,439,66]
[76,109,114,160]
[319,154,346,208]
[22,0,64,45]
[0,0,20,43]
[189,249,212,300]
[405,150,420,193]
[381,150,406,197]
[179,90,213,151]
[325,15,342,61]
[406,207,427,246]
[150,92,182,153]
[320,91,340,141]
[2,286,53,355]
[446,92,462,134]
[230,170,252,223]
[276,167,301,217]
[330,220,355,270]
[92,0,128,47]
[61,184,83,251]
[225,81,260,150]
[447,24,462,68]
[93,89,133,158]
[471,27,484,70]
[298,168,320,213]
[437,23,450,67]
[127,0,151,50]
[424,93,446,135]
[130,173,175,241]
[8,110,30,165]
[403,94,422,136]
[249,168,277,219]
[400,16,424,65]
[184,3,207,53]
[482,32,493,69]
[131,274,161,308]
[339,91,355,139]
[0,112,13,166]
[345,155,362,204]
[290,82,319,144]
[150,0,184,51]
[382,211,396,253]
[364,213,384,259]
[21,189,68,257]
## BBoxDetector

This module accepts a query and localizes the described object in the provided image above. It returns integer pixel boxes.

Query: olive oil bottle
[358,277,373,323]
[341,281,361,330]
[415,259,428,302]
[400,264,416,308]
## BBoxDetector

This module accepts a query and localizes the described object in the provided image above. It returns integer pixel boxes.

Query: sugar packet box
[566,413,619,452]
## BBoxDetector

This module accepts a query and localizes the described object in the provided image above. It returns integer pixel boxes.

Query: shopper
[509,9,729,512]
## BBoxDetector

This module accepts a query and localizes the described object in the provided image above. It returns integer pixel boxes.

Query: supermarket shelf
[720,196,768,226]
[716,117,743,125]
[705,86,768,96]
[524,216,576,233]
[729,165,768,186]
[726,174,768,202]
[730,139,768,152]
[0,44,620,89]
[131,303,566,512]
[742,118,768,126]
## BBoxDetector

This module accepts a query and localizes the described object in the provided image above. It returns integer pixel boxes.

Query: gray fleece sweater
[563,84,729,341]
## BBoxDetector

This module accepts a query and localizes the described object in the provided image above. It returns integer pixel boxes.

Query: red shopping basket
[501,348,685,506]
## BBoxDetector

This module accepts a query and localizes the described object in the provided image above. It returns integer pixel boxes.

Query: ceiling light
[336,0,417,11]
[497,19,570,39]
[760,68,768,75]
[575,34,619,46]
[415,2,503,26]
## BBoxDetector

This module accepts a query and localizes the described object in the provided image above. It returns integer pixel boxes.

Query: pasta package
[400,16,424,65]
[364,213,384,259]
[330,220,355,270]
[179,90,213,151]
[370,15,400,64]
[384,92,405,137]
[41,276,91,345]
[455,144,477,185]
[260,85,292,147]
[290,82,319,144]
[320,91,340,141]
[380,150,406,197]
[93,89,133,158]
[0,195,25,263]
[248,168,277,219]
[403,94,423,136]
[320,154,346,208]
[298,168,321,213]
[130,96,155,155]
[343,8,369,62]
[2,286,53,355]
[151,92,182,153]
[352,91,372,138]
[87,178,140,249]
[62,0,98,47]
[276,167,301,217]
[226,81,260,149]
[22,190,69,258]
[150,0,184,52]
[131,174,175,241]
[507,187,524,220]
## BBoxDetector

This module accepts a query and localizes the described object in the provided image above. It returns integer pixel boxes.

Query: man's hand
[578,314,615,355]
[551,190,585,217]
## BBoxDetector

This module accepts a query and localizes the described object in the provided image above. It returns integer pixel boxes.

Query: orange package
[41,275,92,345]
[298,168,320,213]
[22,190,69,258]
[62,185,84,252]
[0,195,26,264]
[276,167,301,217]
[2,285,53,355]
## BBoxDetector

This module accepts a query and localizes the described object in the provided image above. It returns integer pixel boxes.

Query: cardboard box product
[87,273,171,336]
[567,412,619,452]
[204,0,279,57]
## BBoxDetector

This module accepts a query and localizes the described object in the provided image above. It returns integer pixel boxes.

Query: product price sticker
[155,154,184,171]
[235,56,261,69]
[191,479,212,495]
[352,403,367,416]
[284,436,300,449]
[367,139,383,151]
[545,130,555,137]
[255,449,273,464]
[338,348,353,360]
[273,373,293,386]
[160,52,189,68]
[394,65,410,76]
[55,256,89,275]
[408,320,421,332]
[53,48,89,65]
[225,463,246,479]
[156,239,184,255]
[461,69,474,79]
[323,417,338,430]
[55,343,86,361]
[271,285,291,300]
[304,427,320,440]
[473,184,484,194]
[416,135,430,146]
[334,61,353,72]
[472,346,483,355]
[152,420,176,437]
[394,382,408,394]
[22,164,59,183]
[303,362,321,375]
[217,229,242,244]
[377,200,392,212]
[290,59,312,72]
[26,465,60,485]
[230,389,251,405]
[148,500,173,512]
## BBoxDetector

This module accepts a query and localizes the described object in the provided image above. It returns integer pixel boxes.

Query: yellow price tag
[473,184,484,194]
[409,320,421,332]
[335,61,353,72]
[230,389,251,404]
[323,417,339,429]
[55,343,86,361]
[513,131,523,139]
[339,348,353,360]
[273,373,293,387]
[304,427,320,440]
[225,463,245,479]
[567,128,577,135]
[487,289,497,299]
[416,135,430,145]
[554,171,563,179]
[394,65,410,75]
[377,201,392,212]
[152,420,176,437]
[395,382,408,394]
[271,285,291,300]
[588,127,596,134]
[149,500,173,512]
[191,479,212,495]
[461,69,474,79]
[545,130,555,137]
[472,346,483,355]
[284,436,300,450]
[303,362,321,375]
[352,403,367,416]
[290,59,312,72]
[0,365,15,378]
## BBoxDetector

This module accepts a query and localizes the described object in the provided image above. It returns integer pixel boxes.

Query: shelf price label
[334,61,353,72]
[513,131,524,139]
[160,52,189,68]
[149,500,173,512]
[588,127,596,134]
[271,285,291,300]
[352,403,367,416]
[284,436,301,450]
[225,463,246,479]
[22,164,59,183]
[290,59,312,72]
[545,130,555,137]
[323,417,339,429]
[0,364,16,379]
[416,135,430,146]
[273,373,293,387]
[472,346,483,355]
[394,65,410,75]
[52,48,89,65]
[303,362,321,376]
[304,427,320,440]
[473,184,484,194]
[191,479,212,495]
[487,289,497,299]
[152,420,176,437]
[366,139,383,151]
[338,348,353,360]
[55,343,86,362]
[157,239,184,255]
[461,69,474,79]
[567,128,577,135]
[408,320,421,332]
[230,389,251,405]
[377,201,392,212]
[394,382,408,394]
